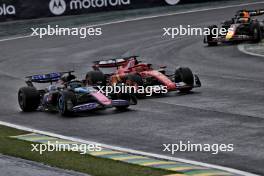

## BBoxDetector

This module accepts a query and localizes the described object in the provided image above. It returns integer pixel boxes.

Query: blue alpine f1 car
[18,71,137,116]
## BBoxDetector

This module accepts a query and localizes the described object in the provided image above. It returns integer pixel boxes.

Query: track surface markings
[1,121,258,176]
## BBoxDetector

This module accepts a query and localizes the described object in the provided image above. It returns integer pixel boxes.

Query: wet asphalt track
[0,1,264,175]
[0,155,89,176]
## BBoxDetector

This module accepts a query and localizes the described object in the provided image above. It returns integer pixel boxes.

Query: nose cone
[226,28,235,40]
[91,92,112,106]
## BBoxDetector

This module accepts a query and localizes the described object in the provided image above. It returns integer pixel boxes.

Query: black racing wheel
[251,22,262,43]
[125,74,145,98]
[18,86,40,112]
[114,93,131,111]
[175,67,194,93]
[58,91,76,116]
[206,25,218,46]
[86,71,106,86]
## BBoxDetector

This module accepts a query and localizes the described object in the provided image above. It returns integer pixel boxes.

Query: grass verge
[0,125,173,176]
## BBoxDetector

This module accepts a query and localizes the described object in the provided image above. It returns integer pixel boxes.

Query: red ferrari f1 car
[85,56,201,96]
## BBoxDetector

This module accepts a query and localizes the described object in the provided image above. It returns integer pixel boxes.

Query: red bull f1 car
[18,71,137,116]
[204,9,264,46]
[85,56,201,96]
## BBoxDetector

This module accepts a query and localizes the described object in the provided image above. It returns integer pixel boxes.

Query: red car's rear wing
[236,9,264,17]
[93,56,139,68]
[248,9,264,16]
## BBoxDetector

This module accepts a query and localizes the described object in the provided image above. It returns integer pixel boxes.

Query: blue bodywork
[24,71,133,114]
[72,103,98,112]
[74,87,97,94]
[30,73,62,83]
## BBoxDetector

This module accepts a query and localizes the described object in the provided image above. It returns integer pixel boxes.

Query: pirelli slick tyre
[115,93,131,111]
[125,74,145,98]
[206,25,218,46]
[175,67,194,93]
[58,91,76,117]
[86,71,106,86]
[251,23,262,43]
[18,87,40,112]
[125,74,143,86]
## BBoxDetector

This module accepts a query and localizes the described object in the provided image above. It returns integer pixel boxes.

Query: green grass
[0,125,173,176]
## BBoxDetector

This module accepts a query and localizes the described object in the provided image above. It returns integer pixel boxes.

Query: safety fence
[0,0,222,22]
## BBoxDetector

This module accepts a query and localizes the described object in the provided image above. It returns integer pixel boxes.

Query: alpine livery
[18,71,137,116]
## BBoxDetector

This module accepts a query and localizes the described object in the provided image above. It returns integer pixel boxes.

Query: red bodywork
[93,56,179,91]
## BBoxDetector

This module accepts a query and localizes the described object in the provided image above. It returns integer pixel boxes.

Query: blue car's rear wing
[26,71,74,83]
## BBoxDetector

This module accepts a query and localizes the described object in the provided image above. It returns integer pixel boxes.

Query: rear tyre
[125,74,145,98]
[86,71,106,86]
[206,25,218,46]
[58,91,76,116]
[114,94,131,111]
[175,67,194,93]
[251,23,262,43]
[18,87,40,112]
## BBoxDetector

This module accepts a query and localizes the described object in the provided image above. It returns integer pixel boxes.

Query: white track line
[0,1,264,43]
[0,35,34,42]
[238,44,264,58]
[0,120,259,176]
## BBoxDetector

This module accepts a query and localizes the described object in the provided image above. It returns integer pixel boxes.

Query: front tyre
[175,67,194,93]
[125,74,145,98]
[114,93,135,111]
[18,87,40,112]
[115,94,130,111]
[206,25,218,46]
[58,91,76,116]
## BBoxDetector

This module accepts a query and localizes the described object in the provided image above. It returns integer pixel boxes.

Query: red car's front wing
[140,70,201,91]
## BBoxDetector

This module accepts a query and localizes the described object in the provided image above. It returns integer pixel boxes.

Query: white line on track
[0,1,264,43]
[0,120,259,176]
[238,44,264,58]
[0,35,34,42]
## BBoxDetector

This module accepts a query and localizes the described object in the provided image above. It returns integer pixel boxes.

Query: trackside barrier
[0,0,224,22]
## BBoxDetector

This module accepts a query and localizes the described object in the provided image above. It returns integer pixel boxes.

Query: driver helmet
[47,85,57,91]
[238,11,250,23]
[60,73,76,83]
